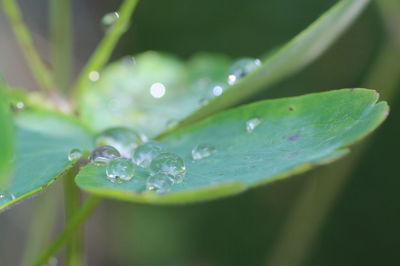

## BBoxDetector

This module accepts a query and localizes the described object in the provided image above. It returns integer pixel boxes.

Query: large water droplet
[68,148,82,161]
[101,12,119,31]
[150,82,166,98]
[146,173,174,194]
[132,141,164,168]
[106,158,135,183]
[227,58,262,85]
[89,145,120,166]
[246,118,262,133]
[192,144,216,160]
[150,153,186,184]
[95,127,143,158]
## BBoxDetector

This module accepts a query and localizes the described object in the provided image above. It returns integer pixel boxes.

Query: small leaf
[78,51,231,137]
[0,88,14,187]
[0,110,93,211]
[176,0,372,129]
[75,89,388,204]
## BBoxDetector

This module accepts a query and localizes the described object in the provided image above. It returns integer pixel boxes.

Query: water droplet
[227,58,262,85]
[11,101,25,113]
[95,127,143,158]
[246,118,262,133]
[212,84,225,96]
[68,148,82,161]
[192,144,216,160]
[132,141,164,168]
[150,153,186,184]
[106,158,135,183]
[146,173,174,194]
[88,71,100,82]
[150,82,166,98]
[122,56,136,67]
[101,12,119,31]
[0,191,16,201]
[89,145,120,166]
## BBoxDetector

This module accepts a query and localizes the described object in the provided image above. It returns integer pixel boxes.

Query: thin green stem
[71,0,139,101]
[265,2,400,265]
[50,0,72,93]
[1,0,56,94]
[32,195,101,266]
[63,167,84,266]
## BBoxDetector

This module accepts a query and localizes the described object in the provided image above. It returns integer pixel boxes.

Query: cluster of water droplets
[66,127,226,194]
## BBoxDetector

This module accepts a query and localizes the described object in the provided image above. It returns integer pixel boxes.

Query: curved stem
[70,0,139,102]
[32,195,101,266]
[1,0,56,94]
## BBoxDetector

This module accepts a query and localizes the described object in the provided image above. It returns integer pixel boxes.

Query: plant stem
[1,0,56,94]
[50,0,72,93]
[20,187,60,266]
[32,195,101,266]
[63,167,84,266]
[265,2,400,265]
[70,0,139,101]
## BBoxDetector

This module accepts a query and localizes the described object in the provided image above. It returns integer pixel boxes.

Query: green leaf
[0,110,93,211]
[79,52,231,137]
[75,89,388,204]
[176,0,372,130]
[0,88,14,187]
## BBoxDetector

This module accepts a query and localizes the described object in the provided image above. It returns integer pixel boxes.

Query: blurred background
[1,0,399,265]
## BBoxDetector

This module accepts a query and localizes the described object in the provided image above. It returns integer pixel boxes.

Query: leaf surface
[76,89,387,204]
[0,111,93,211]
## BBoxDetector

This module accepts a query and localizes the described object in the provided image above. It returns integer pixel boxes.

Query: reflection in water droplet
[95,127,143,157]
[68,148,82,161]
[89,145,120,166]
[0,191,16,201]
[212,84,224,96]
[101,12,119,31]
[246,118,262,133]
[132,141,164,168]
[146,173,174,194]
[227,58,262,85]
[192,144,216,160]
[122,56,136,67]
[106,158,135,183]
[150,152,186,184]
[150,82,166,98]
[88,71,100,82]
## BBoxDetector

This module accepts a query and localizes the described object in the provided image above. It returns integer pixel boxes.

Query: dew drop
[146,173,174,194]
[89,145,120,166]
[95,127,143,158]
[106,158,135,183]
[101,12,119,31]
[132,141,164,168]
[192,144,216,160]
[227,58,262,85]
[150,152,186,184]
[150,82,166,98]
[212,84,225,96]
[88,71,100,82]
[0,191,16,201]
[11,101,25,113]
[68,148,82,161]
[246,118,262,133]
